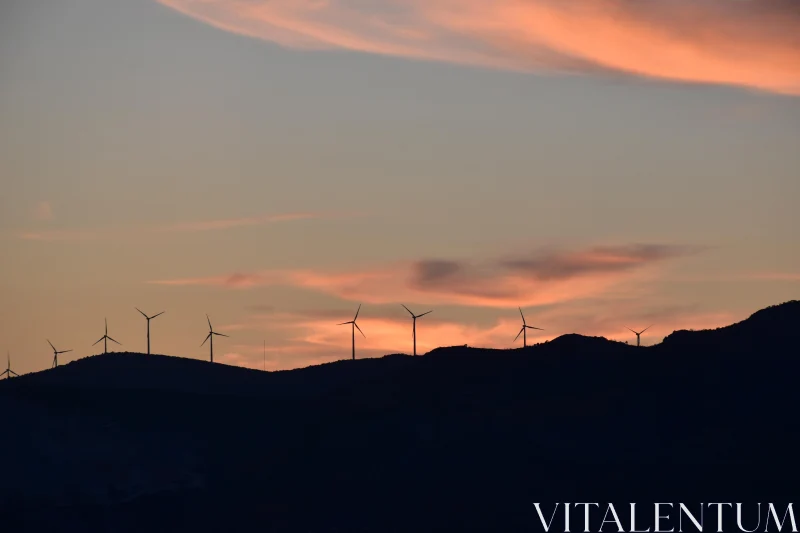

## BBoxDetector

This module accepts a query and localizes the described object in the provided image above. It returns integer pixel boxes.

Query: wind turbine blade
[401,304,414,317]
[625,327,637,334]
[354,322,366,338]
[354,304,361,321]
[61,350,73,354]
[418,310,433,318]
[47,340,56,351]
[526,326,544,331]
[518,307,526,325]
[213,332,230,338]
[201,332,211,347]
[206,314,212,330]
[337,321,352,326]
[93,337,104,346]
[10,370,18,377]
[108,336,122,345]
[136,307,148,318]
[152,311,165,319]
[514,327,524,342]
[641,325,653,334]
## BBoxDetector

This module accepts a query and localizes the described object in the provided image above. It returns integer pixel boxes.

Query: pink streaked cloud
[149,244,704,308]
[18,211,333,242]
[156,0,800,95]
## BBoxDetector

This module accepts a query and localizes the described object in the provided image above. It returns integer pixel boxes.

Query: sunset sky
[1,0,798,374]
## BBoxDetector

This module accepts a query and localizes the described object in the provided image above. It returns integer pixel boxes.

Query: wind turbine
[136,308,164,355]
[338,304,365,360]
[48,340,72,368]
[201,314,229,363]
[1,352,18,379]
[514,307,543,348]
[93,318,121,354]
[626,325,652,347]
[402,304,432,356]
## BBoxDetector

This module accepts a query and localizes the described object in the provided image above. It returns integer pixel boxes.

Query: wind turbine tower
[93,318,122,354]
[338,304,365,360]
[626,325,652,347]
[1,352,18,379]
[136,308,165,355]
[514,307,543,348]
[48,340,72,368]
[201,314,229,363]
[402,304,432,356]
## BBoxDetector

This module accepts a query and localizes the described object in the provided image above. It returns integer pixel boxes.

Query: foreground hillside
[1,300,798,532]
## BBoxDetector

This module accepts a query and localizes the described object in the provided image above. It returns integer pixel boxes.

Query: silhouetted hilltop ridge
[661,299,799,350]
[425,334,629,361]
[5,300,798,399]
[2,300,800,531]
[8,350,418,399]
[540,333,628,352]
[19,351,269,396]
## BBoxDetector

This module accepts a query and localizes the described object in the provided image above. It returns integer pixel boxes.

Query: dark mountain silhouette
[2,300,799,532]
[660,300,800,350]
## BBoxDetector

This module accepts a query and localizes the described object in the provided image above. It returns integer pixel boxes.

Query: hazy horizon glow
[0,0,798,374]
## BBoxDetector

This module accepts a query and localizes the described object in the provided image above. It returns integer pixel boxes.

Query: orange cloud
[156,0,800,95]
[150,244,703,308]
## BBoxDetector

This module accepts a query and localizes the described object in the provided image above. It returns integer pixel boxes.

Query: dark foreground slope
[1,301,799,533]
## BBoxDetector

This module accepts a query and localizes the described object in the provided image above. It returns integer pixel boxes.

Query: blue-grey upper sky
[1,0,798,373]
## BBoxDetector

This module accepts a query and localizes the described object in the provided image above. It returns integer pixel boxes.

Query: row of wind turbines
[3,304,652,379]
[44,307,167,370]
[336,304,651,360]
[41,308,233,370]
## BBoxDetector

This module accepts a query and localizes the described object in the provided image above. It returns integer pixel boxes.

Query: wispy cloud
[748,272,800,282]
[156,0,800,95]
[151,271,288,288]
[150,243,704,308]
[18,211,331,242]
[20,229,101,242]
[159,212,321,233]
